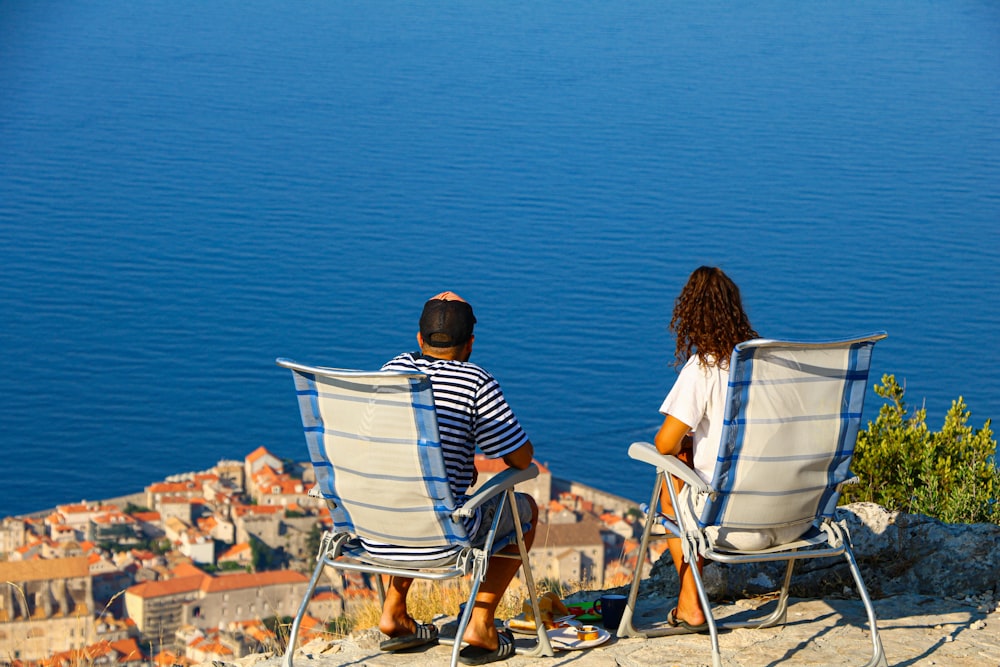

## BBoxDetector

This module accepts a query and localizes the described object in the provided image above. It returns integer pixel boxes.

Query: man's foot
[458,628,516,665]
[379,621,438,652]
[666,606,709,633]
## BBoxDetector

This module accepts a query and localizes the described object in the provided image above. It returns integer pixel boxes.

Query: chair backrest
[277,359,469,549]
[699,332,887,531]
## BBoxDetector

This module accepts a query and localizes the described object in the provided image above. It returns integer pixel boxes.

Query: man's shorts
[468,491,535,546]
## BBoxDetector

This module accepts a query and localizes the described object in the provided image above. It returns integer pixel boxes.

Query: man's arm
[502,440,534,470]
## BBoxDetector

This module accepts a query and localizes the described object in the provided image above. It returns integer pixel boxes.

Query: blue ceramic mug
[594,593,627,631]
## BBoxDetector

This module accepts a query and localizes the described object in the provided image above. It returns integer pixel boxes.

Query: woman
[653,266,758,632]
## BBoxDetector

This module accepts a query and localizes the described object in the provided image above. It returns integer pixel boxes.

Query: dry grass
[342,574,599,635]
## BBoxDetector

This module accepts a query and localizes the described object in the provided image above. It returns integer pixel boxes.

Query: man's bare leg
[461,498,538,650]
[379,575,417,637]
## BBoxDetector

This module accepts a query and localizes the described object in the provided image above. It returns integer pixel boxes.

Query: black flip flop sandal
[458,628,516,665]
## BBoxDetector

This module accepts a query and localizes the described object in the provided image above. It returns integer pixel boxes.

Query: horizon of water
[1,1,998,519]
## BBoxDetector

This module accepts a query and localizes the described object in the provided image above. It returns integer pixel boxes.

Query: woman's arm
[655,414,692,456]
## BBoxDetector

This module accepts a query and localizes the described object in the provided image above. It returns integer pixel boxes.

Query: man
[376,291,537,666]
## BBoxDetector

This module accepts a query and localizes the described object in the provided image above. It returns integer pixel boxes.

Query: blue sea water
[1,1,998,519]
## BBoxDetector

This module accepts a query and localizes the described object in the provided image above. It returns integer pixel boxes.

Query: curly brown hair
[670,266,758,368]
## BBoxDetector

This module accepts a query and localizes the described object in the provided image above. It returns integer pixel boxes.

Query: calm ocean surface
[2,1,998,519]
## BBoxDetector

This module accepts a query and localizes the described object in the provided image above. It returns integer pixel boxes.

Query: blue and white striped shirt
[361,352,529,560]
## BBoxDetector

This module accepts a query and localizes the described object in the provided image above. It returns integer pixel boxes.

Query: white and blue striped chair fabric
[289,367,469,549]
[620,332,889,667]
[277,358,554,667]
[699,334,883,532]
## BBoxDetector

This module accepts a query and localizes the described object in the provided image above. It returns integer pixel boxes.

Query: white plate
[504,615,576,636]
[546,625,612,650]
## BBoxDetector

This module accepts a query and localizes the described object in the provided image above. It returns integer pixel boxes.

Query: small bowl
[576,625,600,641]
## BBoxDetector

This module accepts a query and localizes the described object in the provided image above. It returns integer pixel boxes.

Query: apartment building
[0,556,93,661]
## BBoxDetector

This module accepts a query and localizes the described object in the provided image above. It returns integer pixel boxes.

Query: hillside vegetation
[842,374,1000,525]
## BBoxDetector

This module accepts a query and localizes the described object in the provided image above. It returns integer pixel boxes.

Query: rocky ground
[225,591,1000,666]
[208,503,1000,666]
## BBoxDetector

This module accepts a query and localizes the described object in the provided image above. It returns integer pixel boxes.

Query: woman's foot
[667,606,709,633]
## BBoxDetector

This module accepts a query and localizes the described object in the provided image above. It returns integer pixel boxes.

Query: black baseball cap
[419,291,477,348]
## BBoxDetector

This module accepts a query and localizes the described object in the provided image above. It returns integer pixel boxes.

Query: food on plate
[517,591,571,629]
[507,617,539,632]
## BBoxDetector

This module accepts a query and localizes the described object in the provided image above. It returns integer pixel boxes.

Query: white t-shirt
[658,355,727,484]
[659,354,814,550]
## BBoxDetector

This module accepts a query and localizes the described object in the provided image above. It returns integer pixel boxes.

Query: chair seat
[704,524,845,560]
[340,539,466,569]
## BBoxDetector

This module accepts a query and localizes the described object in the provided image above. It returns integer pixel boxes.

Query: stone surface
[208,504,1000,666]
[239,593,999,666]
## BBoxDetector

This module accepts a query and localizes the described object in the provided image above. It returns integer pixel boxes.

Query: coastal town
[0,447,659,666]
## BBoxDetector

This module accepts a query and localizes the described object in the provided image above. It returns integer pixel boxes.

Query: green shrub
[841,374,999,524]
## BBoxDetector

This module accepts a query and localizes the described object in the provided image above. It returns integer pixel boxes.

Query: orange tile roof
[127,574,206,599]
[200,570,307,593]
[219,543,251,560]
[197,516,218,531]
[147,481,197,494]
[0,556,89,581]
[93,511,135,525]
[154,651,178,666]
[159,495,196,504]
[56,503,91,514]
[171,562,207,577]
[109,637,145,661]
[232,504,282,517]
[246,445,274,463]
[190,639,233,656]
[312,590,341,601]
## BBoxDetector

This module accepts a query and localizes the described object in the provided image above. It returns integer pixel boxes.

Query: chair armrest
[454,463,539,518]
[628,441,709,492]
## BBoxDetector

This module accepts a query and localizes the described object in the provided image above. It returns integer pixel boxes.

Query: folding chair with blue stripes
[619,332,888,667]
[276,359,554,667]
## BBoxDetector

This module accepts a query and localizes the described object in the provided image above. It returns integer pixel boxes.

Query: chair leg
[757,560,794,629]
[375,572,387,606]
[686,535,723,667]
[506,489,555,658]
[715,559,793,634]
[843,545,888,667]
[282,535,335,667]
[443,490,554,665]
[618,472,665,639]
[448,573,487,667]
